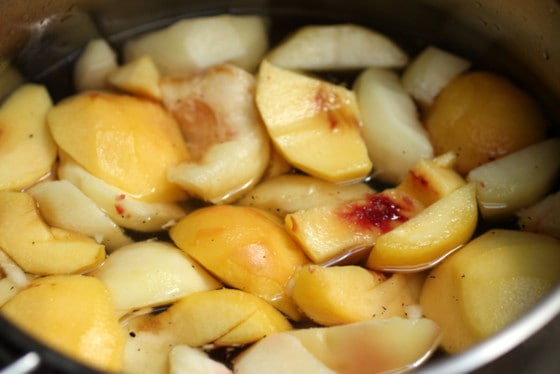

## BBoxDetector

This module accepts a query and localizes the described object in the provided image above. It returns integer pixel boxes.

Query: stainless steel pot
[0,0,559,373]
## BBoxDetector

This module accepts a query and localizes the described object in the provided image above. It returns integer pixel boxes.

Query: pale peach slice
[236,174,375,217]
[0,84,56,191]
[170,205,308,320]
[256,60,372,183]
[1,275,125,372]
[467,137,560,220]
[354,67,434,184]
[265,24,408,71]
[0,191,105,275]
[93,241,221,317]
[73,38,118,92]
[518,191,560,239]
[161,64,270,203]
[29,179,132,251]
[367,183,478,271]
[169,345,232,374]
[401,46,471,107]
[58,157,187,232]
[234,318,441,374]
[124,15,268,76]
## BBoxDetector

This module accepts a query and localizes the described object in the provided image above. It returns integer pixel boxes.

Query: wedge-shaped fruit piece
[266,24,408,71]
[292,265,424,325]
[354,67,433,184]
[30,180,132,251]
[161,64,270,203]
[169,345,232,374]
[1,275,125,372]
[48,91,189,203]
[467,138,560,220]
[237,174,375,217]
[108,55,161,100]
[234,318,440,374]
[0,191,105,275]
[58,157,187,232]
[286,189,424,264]
[0,84,56,191]
[367,183,477,271]
[93,241,221,317]
[425,71,549,175]
[401,46,471,107]
[518,191,560,239]
[421,229,560,353]
[170,205,308,320]
[123,289,291,373]
[256,60,372,183]
[397,152,466,207]
[124,15,268,76]
[73,38,118,92]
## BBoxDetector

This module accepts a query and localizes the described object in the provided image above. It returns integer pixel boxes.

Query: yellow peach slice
[367,183,478,271]
[47,91,189,203]
[108,55,161,100]
[1,275,125,372]
[256,60,372,183]
[0,191,105,275]
[170,205,308,320]
[421,229,560,353]
[122,289,291,373]
[0,84,56,191]
[292,265,424,325]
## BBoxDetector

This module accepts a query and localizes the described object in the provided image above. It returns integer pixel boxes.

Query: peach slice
[108,55,161,100]
[367,183,478,271]
[124,15,268,76]
[256,60,372,183]
[0,84,56,191]
[353,67,434,184]
[161,64,271,203]
[123,289,291,373]
[1,275,125,372]
[170,205,308,320]
[47,91,189,203]
[401,46,471,107]
[420,229,560,353]
[265,24,408,71]
[234,318,441,374]
[285,188,424,264]
[467,137,560,220]
[58,157,187,232]
[73,38,118,92]
[236,174,375,217]
[0,191,105,275]
[93,241,221,317]
[291,265,424,325]
[29,179,132,251]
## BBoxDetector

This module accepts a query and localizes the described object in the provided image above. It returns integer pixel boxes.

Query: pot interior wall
[0,0,559,373]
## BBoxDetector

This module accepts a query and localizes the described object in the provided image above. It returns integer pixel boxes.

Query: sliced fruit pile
[0,13,559,374]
